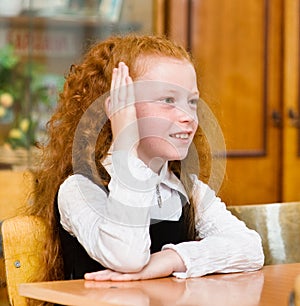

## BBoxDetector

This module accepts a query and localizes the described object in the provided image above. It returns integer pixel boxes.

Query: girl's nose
[174,104,197,123]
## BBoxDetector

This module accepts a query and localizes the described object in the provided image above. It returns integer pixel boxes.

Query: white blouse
[58,151,264,278]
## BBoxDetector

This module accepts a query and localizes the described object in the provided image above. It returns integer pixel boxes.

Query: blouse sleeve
[58,151,158,273]
[162,175,264,278]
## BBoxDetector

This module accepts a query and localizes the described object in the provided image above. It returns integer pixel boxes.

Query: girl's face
[134,56,199,170]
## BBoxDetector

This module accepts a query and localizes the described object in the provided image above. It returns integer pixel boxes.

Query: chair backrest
[227,202,300,265]
[294,274,300,306]
[1,215,48,306]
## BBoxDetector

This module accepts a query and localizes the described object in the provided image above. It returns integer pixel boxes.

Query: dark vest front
[55,180,190,280]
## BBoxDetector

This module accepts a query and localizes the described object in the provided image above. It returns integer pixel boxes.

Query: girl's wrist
[163,249,186,273]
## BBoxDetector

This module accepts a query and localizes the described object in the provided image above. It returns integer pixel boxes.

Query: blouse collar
[102,151,189,203]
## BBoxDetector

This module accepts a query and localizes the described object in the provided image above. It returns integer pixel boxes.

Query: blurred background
[0,0,299,223]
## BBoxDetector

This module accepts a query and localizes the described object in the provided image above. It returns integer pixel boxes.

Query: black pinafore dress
[55,177,190,280]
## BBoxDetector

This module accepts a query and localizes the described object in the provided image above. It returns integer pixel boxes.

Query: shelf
[0,15,141,31]
[0,15,141,65]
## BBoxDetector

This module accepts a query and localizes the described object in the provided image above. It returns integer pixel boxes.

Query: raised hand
[106,62,139,154]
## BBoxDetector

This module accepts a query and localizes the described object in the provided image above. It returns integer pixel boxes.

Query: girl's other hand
[107,62,139,154]
[84,249,186,281]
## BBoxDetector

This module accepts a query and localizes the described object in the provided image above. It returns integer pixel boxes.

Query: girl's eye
[189,98,199,107]
[160,97,175,104]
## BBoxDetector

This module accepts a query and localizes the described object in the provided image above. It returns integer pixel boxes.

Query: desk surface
[19,263,299,306]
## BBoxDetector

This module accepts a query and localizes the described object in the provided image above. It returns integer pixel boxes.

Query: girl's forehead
[134,55,192,75]
[133,56,198,93]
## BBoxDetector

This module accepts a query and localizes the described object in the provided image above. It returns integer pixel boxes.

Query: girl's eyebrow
[188,91,200,98]
[161,88,199,95]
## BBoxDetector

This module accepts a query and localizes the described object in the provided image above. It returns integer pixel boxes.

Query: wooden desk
[19,263,299,306]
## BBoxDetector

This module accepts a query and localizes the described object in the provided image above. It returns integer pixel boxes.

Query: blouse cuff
[162,243,191,279]
[162,242,222,279]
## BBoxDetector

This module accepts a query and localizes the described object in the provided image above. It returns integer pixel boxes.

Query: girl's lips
[170,133,189,139]
[169,132,192,140]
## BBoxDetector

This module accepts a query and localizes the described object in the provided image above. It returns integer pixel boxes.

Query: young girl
[29,34,264,283]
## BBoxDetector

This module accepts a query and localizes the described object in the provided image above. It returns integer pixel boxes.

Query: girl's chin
[137,145,189,164]
[168,149,189,161]
[163,153,188,162]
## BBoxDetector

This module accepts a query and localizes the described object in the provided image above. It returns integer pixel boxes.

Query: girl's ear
[104,96,111,118]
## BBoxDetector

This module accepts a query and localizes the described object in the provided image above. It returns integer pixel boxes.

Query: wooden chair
[1,215,48,306]
[227,201,300,265]
[294,274,300,306]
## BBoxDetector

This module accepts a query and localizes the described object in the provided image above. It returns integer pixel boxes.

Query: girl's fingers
[126,75,134,105]
[84,269,111,279]
[110,68,117,92]
[111,66,120,113]
[113,62,123,93]
[111,273,139,281]
[118,63,128,103]
[112,62,127,101]
[84,268,141,281]
[110,62,132,116]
